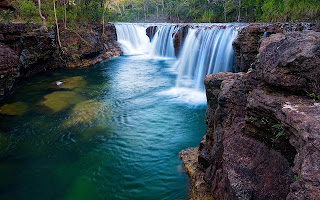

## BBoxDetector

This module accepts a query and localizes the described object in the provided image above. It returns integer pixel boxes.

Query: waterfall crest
[114,23,150,55]
[174,26,238,90]
[150,25,176,58]
[114,23,239,93]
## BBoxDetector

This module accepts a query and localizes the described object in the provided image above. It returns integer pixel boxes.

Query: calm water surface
[0,55,207,200]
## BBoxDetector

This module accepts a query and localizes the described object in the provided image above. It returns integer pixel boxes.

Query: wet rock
[146,26,157,42]
[179,147,213,200]
[41,91,82,112]
[0,101,28,115]
[52,76,87,90]
[173,26,188,57]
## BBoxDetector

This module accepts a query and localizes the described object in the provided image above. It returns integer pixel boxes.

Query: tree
[38,0,46,25]
[53,0,62,48]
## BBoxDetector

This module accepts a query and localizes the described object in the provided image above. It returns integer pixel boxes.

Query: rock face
[173,25,188,57]
[145,25,188,57]
[146,26,157,42]
[181,31,320,199]
[233,22,320,72]
[0,23,121,98]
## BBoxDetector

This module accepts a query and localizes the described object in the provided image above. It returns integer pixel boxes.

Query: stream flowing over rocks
[180,27,320,199]
[0,23,122,98]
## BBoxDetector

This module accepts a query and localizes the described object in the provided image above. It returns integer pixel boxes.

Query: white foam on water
[158,87,207,105]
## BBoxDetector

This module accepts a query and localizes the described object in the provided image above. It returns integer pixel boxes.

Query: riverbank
[180,24,320,199]
[0,23,122,99]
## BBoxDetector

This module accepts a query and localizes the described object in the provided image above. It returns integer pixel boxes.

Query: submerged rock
[0,101,28,116]
[41,91,82,112]
[64,100,101,126]
[52,76,87,90]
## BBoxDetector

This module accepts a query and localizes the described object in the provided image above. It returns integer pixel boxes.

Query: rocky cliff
[0,23,121,98]
[180,30,320,199]
[233,22,320,72]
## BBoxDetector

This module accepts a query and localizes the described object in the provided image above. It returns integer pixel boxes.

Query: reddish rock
[182,30,320,199]
[173,25,188,57]
[255,31,320,94]
[233,22,320,73]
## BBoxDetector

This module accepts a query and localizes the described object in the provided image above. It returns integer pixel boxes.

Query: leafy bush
[11,0,38,21]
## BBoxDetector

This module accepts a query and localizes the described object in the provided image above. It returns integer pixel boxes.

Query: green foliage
[0,10,13,23]
[309,93,320,101]
[293,174,298,182]
[261,0,285,22]
[3,0,320,26]
[272,124,288,139]
[11,0,39,21]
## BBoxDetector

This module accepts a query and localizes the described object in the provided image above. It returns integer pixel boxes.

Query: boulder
[254,31,320,94]
[233,22,320,73]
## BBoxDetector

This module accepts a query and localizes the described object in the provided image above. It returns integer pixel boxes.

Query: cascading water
[150,25,176,58]
[174,26,238,91]
[114,23,150,55]
[114,23,239,98]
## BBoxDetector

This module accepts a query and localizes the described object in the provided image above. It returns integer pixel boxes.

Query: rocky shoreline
[0,23,122,99]
[180,25,320,199]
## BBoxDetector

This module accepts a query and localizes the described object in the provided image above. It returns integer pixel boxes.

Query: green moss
[41,91,83,112]
[0,101,28,116]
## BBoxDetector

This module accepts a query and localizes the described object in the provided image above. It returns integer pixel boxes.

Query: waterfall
[150,25,176,58]
[174,26,238,91]
[114,23,239,93]
[114,23,150,55]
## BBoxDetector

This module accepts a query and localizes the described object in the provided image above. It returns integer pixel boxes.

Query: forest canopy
[0,0,319,26]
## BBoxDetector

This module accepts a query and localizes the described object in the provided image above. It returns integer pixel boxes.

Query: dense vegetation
[0,0,319,26]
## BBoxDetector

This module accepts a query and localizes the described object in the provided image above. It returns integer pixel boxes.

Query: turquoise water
[0,55,207,200]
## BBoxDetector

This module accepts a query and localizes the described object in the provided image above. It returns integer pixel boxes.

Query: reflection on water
[0,55,207,200]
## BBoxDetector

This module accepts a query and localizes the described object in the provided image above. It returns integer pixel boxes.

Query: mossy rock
[0,101,28,116]
[41,91,83,112]
[64,100,101,126]
[52,76,87,90]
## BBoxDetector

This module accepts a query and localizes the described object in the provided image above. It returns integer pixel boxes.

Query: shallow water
[0,55,207,200]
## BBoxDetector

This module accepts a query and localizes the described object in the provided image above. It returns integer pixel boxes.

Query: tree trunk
[64,0,67,29]
[54,0,62,49]
[161,0,164,15]
[238,0,241,22]
[38,0,46,26]
[156,5,159,19]
[102,2,106,34]
[116,4,122,16]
